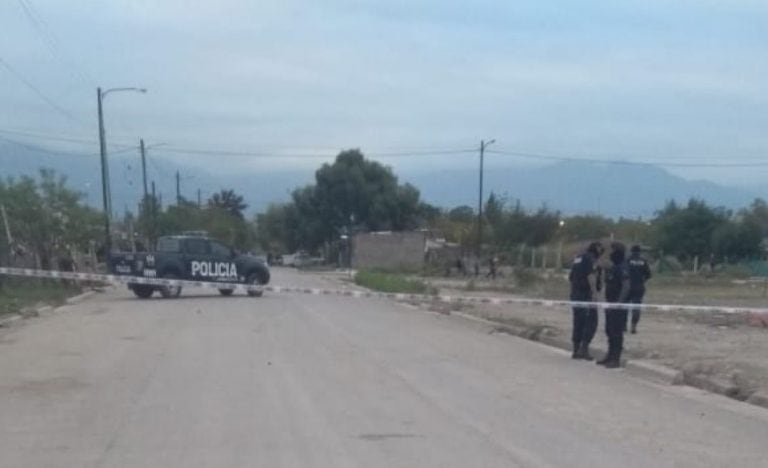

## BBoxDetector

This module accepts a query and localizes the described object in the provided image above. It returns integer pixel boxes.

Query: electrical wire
[15,0,95,87]
[159,146,476,158]
[2,126,767,169]
[0,135,134,157]
[0,57,85,126]
[487,149,768,168]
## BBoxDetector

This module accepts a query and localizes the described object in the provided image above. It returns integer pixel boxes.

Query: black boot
[572,342,581,359]
[604,340,623,368]
[604,358,621,369]
[578,343,594,361]
[596,352,612,366]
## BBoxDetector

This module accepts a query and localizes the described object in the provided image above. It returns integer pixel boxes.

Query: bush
[355,270,432,294]
[512,268,540,288]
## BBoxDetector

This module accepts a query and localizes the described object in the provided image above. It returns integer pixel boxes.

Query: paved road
[1,268,767,468]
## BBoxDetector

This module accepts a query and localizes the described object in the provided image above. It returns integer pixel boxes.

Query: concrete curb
[0,288,98,328]
[747,391,768,408]
[65,290,96,305]
[625,360,681,385]
[444,309,768,410]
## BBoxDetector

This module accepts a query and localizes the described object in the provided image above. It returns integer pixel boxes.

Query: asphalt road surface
[1,268,767,468]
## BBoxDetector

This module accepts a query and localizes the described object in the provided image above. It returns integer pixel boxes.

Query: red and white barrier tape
[1,266,767,315]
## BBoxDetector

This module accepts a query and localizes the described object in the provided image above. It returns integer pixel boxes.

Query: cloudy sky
[1,0,767,183]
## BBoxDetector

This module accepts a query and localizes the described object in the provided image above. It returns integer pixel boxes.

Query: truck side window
[157,238,181,252]
[210,241,232,257]
[185,239,210,255]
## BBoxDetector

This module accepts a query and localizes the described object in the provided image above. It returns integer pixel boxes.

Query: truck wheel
[132,285,154,299]
[246,273,265,297]
[219,288,234,296]
[159,273,182,299]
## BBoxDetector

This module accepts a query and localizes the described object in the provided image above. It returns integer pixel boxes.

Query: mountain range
[1,142,764,219]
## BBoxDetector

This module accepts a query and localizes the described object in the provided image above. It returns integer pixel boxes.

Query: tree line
[2,150,768,269]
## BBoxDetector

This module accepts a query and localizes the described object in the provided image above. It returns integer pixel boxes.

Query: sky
[1,0,767,185]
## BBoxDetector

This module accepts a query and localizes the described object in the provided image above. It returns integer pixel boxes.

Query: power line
[487,149,768,168]
[0,57,85,126]
[0,127,135,149]
[2,127,767,168]
[159,146,476,158]
[0,135,134,157]
[15,0,95,87]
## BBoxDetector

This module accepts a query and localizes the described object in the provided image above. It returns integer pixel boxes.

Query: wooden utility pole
[176,171,181,205]
[140,139,148,201]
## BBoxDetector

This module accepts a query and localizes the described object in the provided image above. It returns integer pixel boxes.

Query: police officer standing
[569,241,604,360]
[598,242,630,368]
[626,245,652,334]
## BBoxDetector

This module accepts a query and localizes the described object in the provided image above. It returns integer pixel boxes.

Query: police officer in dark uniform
[626,245,652,334]
[598,242,630,368]
[569,241,604,360]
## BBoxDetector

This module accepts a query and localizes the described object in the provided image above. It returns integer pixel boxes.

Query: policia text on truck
[109,234,270,299]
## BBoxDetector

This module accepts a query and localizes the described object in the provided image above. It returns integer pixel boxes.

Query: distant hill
[1,142,763,218]
[404,161,762,218]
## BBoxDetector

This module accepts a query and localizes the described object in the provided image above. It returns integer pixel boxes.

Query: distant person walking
[598,243,630,369]
[569,241,605,360]
[626,245,652,334]
[486,256,498,279]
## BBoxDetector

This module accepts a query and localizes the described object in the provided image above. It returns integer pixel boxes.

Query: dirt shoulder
[431,279,768,404]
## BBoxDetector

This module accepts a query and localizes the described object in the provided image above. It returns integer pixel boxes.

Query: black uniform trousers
[572,305,598,348]
[627,288,645,326]
[605,307,628,358]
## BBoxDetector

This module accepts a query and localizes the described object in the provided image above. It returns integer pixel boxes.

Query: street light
[97,86,147,255]
[477,138,495,258]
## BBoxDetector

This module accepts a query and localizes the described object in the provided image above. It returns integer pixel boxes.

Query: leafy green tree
[711,218,763,261]
[448,206,475,224]
[561,215,612,242]
[484,192,504,228]
[0,169,101,268]
[208,189,248,219]
[653,199,728,260]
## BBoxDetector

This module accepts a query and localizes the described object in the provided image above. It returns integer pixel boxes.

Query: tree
[711,218,763,261]
[484,192,504,228]
[270,149,427,251]
[0,169,101,268]
[448,206,475,224]
[653,199,728,260]
[208,189,248,219]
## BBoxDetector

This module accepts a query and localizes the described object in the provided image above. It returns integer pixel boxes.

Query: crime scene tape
[1,266,767,316]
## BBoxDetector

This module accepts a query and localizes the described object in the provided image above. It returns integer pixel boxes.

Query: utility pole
[97,87,111,253]
[140,139,148,201]
[151,181,157,249]
[477,138,495,258]
[176,171,181,205]
[96,86,147,255]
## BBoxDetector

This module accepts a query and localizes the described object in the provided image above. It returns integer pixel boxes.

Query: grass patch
[0,277,82,317]
[355,270,433,294]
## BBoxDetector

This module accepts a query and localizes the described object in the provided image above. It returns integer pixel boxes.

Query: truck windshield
[157,238,181,253]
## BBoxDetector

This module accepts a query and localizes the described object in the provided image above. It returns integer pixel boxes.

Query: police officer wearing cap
[568,241,604,360]
[598,242,630,369]
[626,245,651,334]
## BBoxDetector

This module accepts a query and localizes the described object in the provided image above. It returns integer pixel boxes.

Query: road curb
[746,391,768,409]
[445,309,768,410]
[0,288,98,328]
[625,360,681,385]
[65,290,96,305]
